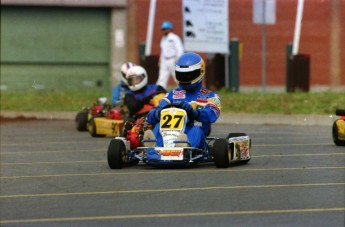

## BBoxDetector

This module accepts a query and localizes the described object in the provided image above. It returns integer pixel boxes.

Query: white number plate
[155,148,184,160]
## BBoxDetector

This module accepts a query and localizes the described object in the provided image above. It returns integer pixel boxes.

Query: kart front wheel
[214,138,230,168]
[107,139,127,169]
[75,111,88,131]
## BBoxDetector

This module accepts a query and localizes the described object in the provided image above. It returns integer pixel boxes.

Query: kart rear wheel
[226,132,247,140]
[75,111,88,131]
[335,109,345,116]
[333,121,345,146]
[107,139,127,169]
[88,117,105,137]
[214,138,230,168]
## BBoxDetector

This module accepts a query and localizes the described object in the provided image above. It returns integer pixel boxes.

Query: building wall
[0,6,111,91]
[134,0,344,88]
[1,1,343,91]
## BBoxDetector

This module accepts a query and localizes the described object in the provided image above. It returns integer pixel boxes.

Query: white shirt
[160,32,184,61]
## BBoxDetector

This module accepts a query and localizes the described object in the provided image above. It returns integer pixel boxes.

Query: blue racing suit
[146,83,221,149]
[124,84,166,117]
[111,81,129,106]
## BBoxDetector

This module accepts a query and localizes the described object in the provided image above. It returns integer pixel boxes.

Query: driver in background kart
[124,65,167,118]
[111,62,135,106]
[146,52,221,149]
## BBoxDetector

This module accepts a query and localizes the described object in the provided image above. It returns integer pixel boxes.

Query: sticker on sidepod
[229,136,251,160]
[155,148,184,160]
[234,140,250,160]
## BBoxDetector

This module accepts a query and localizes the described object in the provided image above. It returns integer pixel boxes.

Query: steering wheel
[162,102,184,109]
[161,102,195,122]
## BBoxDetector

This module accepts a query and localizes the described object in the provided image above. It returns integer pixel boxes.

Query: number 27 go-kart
[107,103,252,169]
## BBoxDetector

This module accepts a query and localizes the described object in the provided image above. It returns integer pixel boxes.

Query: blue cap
[161,21,173,30]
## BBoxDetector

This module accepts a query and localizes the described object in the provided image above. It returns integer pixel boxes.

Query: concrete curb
[218,113,333,126]
[0,111,334,126]
[0,111,76,121]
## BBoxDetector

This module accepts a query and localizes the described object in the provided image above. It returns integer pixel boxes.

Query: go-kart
[107,103,252,169]
[332,109,345,146]
[88,93,165,137]
[75,97,114,132]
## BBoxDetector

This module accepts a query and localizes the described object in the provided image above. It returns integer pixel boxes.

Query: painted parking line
[253,153,345,158]
[1,207,344,224]
[0,148,104,155]
[1,152,344,165]
[0,140,107,147]
[1,182,344,199]
[255,143,334,147]
[1,160,104,165]
[1,166,344,179]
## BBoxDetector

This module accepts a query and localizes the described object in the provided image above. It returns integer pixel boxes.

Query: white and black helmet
[120,62,135,84]
[125,65,148,91]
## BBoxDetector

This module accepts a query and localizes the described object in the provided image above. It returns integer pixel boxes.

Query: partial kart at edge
[332,109,345,146]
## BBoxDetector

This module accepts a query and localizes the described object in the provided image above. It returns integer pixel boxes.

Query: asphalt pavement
[1,120,344,226]
[0,110,335,126]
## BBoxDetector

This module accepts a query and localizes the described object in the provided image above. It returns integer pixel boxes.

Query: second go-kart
[88,93,165,137]
[332,109,345,146]
[107,104,252,169]
[87,107,124,137]
[75,97,113,132]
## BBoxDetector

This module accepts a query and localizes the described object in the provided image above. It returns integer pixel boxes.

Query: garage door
[1,6,111,91]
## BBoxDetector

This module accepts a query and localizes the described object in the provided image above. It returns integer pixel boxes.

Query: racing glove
[180,101,192,112]
[180,101,200,122]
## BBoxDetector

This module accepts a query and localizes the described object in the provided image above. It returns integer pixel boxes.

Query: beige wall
[110,8,128,87]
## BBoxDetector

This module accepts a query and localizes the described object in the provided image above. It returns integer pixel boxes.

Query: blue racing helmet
[175,52,205,90]
[161,21,173,30]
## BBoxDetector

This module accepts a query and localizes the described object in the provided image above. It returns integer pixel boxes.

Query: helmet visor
[127,74,144,86]
[175,69,201,83]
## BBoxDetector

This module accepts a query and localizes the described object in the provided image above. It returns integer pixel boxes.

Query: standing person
[146,52,221,149]
[156,21,184,89]
[111,62,135,106]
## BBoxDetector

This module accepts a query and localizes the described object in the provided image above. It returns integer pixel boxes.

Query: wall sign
[182,0,229,54]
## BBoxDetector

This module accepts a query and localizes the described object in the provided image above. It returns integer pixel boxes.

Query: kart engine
[127,130,141,149]
[107,109,122,120]
[125,117,150,149]
[91,105,103,116]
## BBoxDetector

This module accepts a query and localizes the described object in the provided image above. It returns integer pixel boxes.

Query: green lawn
[218,90,345,114]
[1,89,344,114]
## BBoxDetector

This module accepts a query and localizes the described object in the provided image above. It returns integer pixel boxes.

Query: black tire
[206,125,212,137]
[226,132,247,140]
[227,133,251,164]
[88,117,105,137]
[335,109,345,116]
[214,138,230,168]
[75,111,88,131]
[107,139,127,169]
[333,120,345,146]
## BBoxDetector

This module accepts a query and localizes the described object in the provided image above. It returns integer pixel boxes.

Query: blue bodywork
[126,138,216,167]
